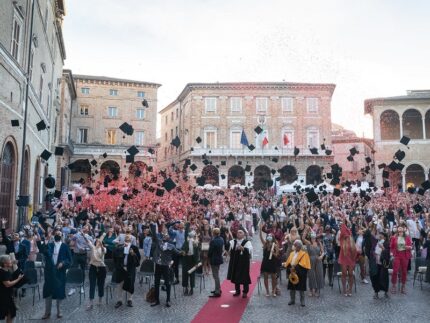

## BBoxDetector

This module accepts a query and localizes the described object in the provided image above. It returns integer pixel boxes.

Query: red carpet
[191,261,261,323]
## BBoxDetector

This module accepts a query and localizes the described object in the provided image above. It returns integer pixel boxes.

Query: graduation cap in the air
[196,176,206,186]
[248,144,255,151]
[397,163,405,171]
[347,155,354,162]
[320,144,326,150]
[40,150,52,161]
[171,136,181,148]
[190,164,197,171]
[221,161,226,166]
[102,153,108,158]
[44,175,55,189]
[254,126,263,135]
[162,178,176,192]
[325,149,332,156]
[126,155,134,163]
[309,147,318,155]
[394,150,406,162]
[142,99,149,108]
[245,165,251,172]
[148,148,155,155]
[294,147,300,156]
[378,163,386,169]
[365,157,372,164]
[87,187,94,195]
[421,180,430,191]
[79,178,85,184]
[306,190,319,203]
[54,190,62,199]
[418,188,425,196]
[382,170,389,179]
[36,120,47,131]
[271,169,276,175]
[53,146,64,156]
[383,181,390,188]
[147,166,153,172]
[202,159,210,166]
[272,157,279,163]
[238,161,242,165]
[122,194,129,201]
[407,186,415,194]
[196,137,202,144]
[127,145,139,156]
[76,196,82,202]
[119,122,134,136]
[349,147,359,156]
[221,174,226,180]
[156,188,165,197]
[333,188,341,197]
[90,159,97,166]
[11,120,19,127]
[400,136,410,147]
[388,161,398,171]
[199,198,210,207]
[68,194,73,201]
[413,204,423,214]
[109,188,118,195]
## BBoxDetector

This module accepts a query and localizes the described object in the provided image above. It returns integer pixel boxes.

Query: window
[11,14,22,60]
[307,128,320,148]
[307,97,319,113]
[109,89,118,96]
[108,107,118,118]
[204,130,217,149]
[256,97,268,113]
[80,105,89,116]
[136,108,145,119]
[164,132,167,141]
[78,128,88,143]
[39,75,44,101]
[282,129,294,149]
[135,131,144,145]
[170,129,173,140]
[81,87,90,94]
[175,126,178,136]
[230,97,242,113]
[205,97,217,113]
[107,130,116,145]
[165,116,168,125]
[176,108,179,119]
[171,111,174,121]
[230,130,242,149]
[281,97,293,113]
[137,91,145,98]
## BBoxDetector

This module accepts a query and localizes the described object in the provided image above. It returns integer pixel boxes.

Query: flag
[240,130,249,146]
[283,133,290,146]
[262,136,269,147]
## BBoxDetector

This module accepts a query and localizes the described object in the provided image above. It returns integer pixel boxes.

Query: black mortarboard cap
[248,144,255,151]
[400,136,410,146]
[306,190,319,203]
[325,149,332,156]
[365,157,372,164]
[327,173,333,179]
[126,155,134,163]
[407,186,415,194]
[196,176,206,186]
[320,144,326,150]
[310,148,318,155]
[272,157,279,163]
[127,145,139,156]
[413,204,423,213]
[199,198,210,206]
[330,178,340,186]
[76,196,82,202]
[418,188,425,196]
[102,153,108,158]
[132,188,139,195]
[40,149,52,161]
[87,187,94,195]
[156,188,165,197]
[382,170,389,178]
[162,178,176,192]
[90,159,97,166]
[421,180,430,191]
[142,99,149,108]
[294,147,299,156]
[171,136,181,148]
[36,120,47,131]
[349,147,358,156]
[147,166,153,172]
[119,122,134,136]
[54,190,62,198]
[202,159,210,166]
[148,148,155,155]
[221,161,226,166]
[254,126,263,134]
[11,120,19,127]
[238,161,242,165]
[271,169,276,175]
[190,164,197,171]
[333,188,341,196]
[388,161,398,171]
[394,150,406,162]
[396,163,405,171]
[383,181,390,188]
[148,186,155,193]
[134,169,142,177]
[196,137,202,144]
[221,174,226,180]
[109,188,118,195]
[347,155,354,162]
[79,178,85,184]
[378,163,386,169]
[245,165,251,172]
[44,176,55,189]
[122,194,129,201]
[68,194,73,201]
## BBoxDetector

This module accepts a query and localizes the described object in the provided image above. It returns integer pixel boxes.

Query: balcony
[72,143,154,158]
[189,147,328,157]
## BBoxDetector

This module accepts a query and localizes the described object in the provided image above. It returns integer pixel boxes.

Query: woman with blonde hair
[338,219,357,296]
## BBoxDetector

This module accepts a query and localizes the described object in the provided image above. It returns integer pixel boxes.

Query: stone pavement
[13,235,430,322]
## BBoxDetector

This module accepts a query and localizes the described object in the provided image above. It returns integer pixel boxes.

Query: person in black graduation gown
[227,230,253,298]
[0,255,25,323]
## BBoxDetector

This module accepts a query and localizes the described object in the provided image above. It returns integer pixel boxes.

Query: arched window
[279,165,297,185]
[228,165,245,186]
[402,109,423,139]
[0,142,17,225]
[380,110,400,140]
[202,165,219,186]
[306,165,322,185]
[405,164,425,188]
[254,165,272,190]
[425,110,430,139]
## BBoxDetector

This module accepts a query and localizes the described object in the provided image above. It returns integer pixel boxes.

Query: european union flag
[240,130,249,146]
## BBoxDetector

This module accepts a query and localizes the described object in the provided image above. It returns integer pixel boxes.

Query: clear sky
[62,0,430,139]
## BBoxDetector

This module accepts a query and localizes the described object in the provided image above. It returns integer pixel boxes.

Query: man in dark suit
[208,228,224,297]
[113,235,141,308]
[41,230,72,319]
[1,218,29,270]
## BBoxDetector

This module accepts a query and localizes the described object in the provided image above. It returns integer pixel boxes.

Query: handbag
[201,242,209,251]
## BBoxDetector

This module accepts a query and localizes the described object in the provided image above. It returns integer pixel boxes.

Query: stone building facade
[70,75,160,185]
[365,90,430,189]
[0,0,66,228]
[159,82,335,189]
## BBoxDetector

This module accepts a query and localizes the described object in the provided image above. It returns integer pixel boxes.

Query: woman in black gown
[0,255,25,323]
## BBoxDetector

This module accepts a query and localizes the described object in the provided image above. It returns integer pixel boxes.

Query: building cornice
[73,74,161,88]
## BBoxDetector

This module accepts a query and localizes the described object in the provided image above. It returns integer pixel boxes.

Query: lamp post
[17,0,35,229]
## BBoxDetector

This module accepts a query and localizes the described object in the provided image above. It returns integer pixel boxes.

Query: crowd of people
[0,170,430,321]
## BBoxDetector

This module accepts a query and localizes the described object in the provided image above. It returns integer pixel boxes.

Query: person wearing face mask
[41,231,72,319]
[370,232,390,299]
[259,223,280,297]
[390,226,412,294]
[181,224,200,296]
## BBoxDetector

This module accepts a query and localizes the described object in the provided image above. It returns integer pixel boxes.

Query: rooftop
[73,74,161,87]
[364,90,430,114]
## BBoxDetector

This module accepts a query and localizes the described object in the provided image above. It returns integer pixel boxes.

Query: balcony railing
[73,143,154,157]
[189,147,327,157]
